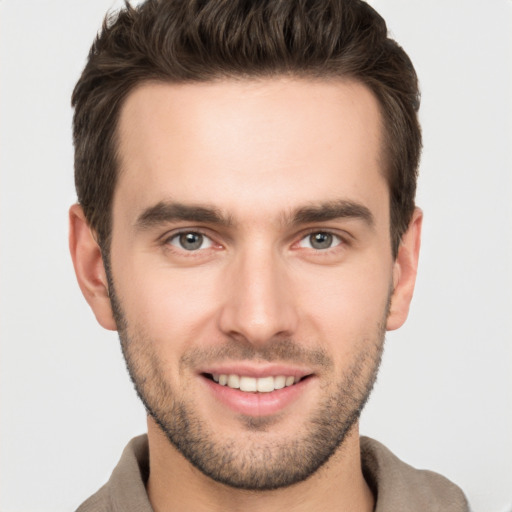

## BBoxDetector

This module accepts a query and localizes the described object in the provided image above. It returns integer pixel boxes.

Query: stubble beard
[107,272,387,491]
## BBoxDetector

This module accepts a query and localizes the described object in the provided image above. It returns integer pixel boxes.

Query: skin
[69,78,422,512]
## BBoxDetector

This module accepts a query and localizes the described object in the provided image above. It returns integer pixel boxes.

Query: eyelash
[162,229,217,253]
[295,229,348,252]
[161,228,349,255]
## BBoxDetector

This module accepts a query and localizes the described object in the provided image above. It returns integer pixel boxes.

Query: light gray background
[1,1,511,511]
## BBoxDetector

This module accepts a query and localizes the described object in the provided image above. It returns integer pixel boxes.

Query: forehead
[114,78,387,226]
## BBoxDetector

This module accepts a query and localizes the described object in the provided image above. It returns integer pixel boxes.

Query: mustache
[180,338,333,370]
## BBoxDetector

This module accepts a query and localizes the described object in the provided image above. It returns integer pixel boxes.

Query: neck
[146,418,374,512]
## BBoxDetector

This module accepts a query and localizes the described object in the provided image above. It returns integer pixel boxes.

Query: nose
[217,246,299,346]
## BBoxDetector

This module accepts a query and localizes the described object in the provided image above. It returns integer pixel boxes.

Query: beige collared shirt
[75,435,470,511]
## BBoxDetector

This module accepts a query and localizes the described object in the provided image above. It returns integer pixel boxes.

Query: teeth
[274,376,286,390]
[257,376,274,393]
[227,374,240,388]
[240,376,257,392]
[213,374,298,392]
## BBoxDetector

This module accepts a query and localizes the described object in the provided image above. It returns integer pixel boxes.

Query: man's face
[108,78,396,489]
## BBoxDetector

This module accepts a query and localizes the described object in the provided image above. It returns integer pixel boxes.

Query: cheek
[114,256,221,348]
[293,261,392,350]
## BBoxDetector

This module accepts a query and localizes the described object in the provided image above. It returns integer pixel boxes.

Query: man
[69,0,469,510]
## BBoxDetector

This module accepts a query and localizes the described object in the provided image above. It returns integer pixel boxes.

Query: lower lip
[201,375,313,416]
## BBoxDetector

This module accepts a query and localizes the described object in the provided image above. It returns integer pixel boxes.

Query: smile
[209,374,302,393]
[201,369,315,416]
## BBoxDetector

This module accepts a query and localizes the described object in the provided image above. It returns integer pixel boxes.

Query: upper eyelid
[297,230,343,247]
[296,227,352,243]
[157,227,352,247]
[160,227,215,243]
[161,230,219,255]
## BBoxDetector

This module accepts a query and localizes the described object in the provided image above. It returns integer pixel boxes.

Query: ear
[386,208,423,331]
[69,204,117,331]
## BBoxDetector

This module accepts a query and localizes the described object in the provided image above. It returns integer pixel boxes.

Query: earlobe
[386,208,423,331]
[68,204,117,331]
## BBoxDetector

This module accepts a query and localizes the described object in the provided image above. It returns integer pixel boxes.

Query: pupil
[180,232,203,250]
[311,232,332,249]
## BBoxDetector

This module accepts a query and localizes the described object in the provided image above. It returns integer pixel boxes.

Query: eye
[298,232,342,250]
[168,231,213,251]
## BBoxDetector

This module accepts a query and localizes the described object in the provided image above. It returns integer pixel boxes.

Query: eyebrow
[290,200,374,228]
[135,201,232,230]
[135,198,374,231]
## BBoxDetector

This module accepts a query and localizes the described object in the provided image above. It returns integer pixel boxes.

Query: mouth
[203,373,311,393]
[199,364,316,416]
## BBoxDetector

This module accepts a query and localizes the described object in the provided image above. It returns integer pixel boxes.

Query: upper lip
[198,363,313,379]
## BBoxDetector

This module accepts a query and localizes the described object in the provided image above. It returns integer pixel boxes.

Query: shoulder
[75,484,112,512]
[361,437,470,512]
[74,435,151,512]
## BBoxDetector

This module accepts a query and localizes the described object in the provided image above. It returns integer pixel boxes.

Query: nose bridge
[218,239,298,345]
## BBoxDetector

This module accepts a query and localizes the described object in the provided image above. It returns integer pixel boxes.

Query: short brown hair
[72,0,421,256]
